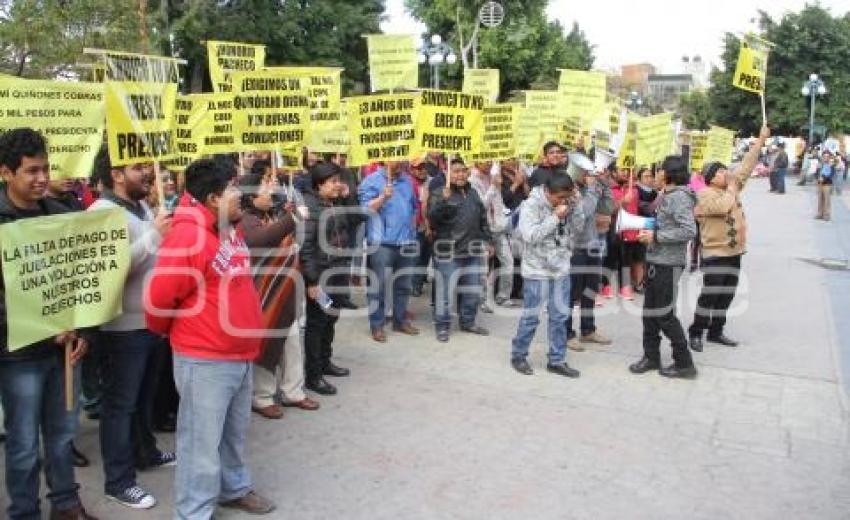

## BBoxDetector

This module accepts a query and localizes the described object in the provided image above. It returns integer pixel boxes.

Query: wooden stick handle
[64,340,74,412]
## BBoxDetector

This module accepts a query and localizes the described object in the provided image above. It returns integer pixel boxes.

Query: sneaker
[479,302,494,314]
[619,286,635,300]
[600,285,614,298]
[107,485,156,509]
[142,451,176,469]
[579,331,612,345]
[566,337,585,352]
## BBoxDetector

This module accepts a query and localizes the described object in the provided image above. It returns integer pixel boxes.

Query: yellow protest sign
[198,93,237,155]
[105,80,178,166]
[559,116,585,152]
[0,208,130,351]
[313,99,351,155]
[229,71,310,153]
[689,132,708,172]
[347,93,418,166]
[365,34,418,92]
[463,69,500,104]
[634,113,674,166]
[514,105,541,162]
[732,35,769,94]
[100,50,181,83]
[705,126,735,165]
[266,67,343,152]
[412,89,485,158]
[207,41,266,93]
[0,77,104,179]
[558,69,606,117]
[167,94,211,172]
[468,103,517,162]
[524,90,561,149]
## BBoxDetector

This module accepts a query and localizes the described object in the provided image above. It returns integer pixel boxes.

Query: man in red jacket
[145,158,275,519]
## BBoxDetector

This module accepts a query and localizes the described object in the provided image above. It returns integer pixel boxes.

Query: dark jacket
[529,165,557,188]
[428,183,492,258]
[646,186,697,266]
[0,189,74,362]
[300,192,351,287]
[774,150,789,170]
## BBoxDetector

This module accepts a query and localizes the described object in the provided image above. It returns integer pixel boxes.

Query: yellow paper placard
[705,126,735,165]
[101,50,181,84]
[229,71,310,153]
[558,69,606,117]
[634,112,674,166]
[0,77,104,179]
[689,132,708,172]
[468,103,517,162]
[0,208,130,351]
[732,35,768,94]
[524,90,561,150]
[105,81,178,166]
[266,67,343,153]
[514,105,541,162]
[347,93,418,166]
[207,41,266,93]
[365,34,419,92]
[462,69,500,104]
[412,89,485,158]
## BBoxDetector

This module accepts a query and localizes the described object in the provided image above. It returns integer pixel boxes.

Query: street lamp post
[800,73,827,185]
[418,34,457,90]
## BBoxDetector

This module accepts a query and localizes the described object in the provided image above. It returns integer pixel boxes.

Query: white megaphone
[566,152,595,180]
[594,148,616,173]
[615,208,655,234]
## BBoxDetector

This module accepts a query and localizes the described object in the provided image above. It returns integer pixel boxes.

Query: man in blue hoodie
[358,162,420,342]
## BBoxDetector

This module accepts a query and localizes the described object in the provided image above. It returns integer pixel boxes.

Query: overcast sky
[382,0,850,73]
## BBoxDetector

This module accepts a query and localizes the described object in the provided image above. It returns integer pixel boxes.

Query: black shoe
[511,358,533,375]
[72,443,89,468]
[689,335,703,352]
[436,328,449,342]
[629,357,660,374]
[306,378,337,395]
[460,324,489,335]
[323,362,350,377]
[546,362,580,378]
[659,364,698,379]
[707,333,739,347]
[337,298,358,310]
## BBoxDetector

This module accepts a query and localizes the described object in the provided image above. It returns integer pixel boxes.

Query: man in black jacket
[429,158,493,342]
[529,141,566,188]
[300,162,351,396]
[0,128,97,519]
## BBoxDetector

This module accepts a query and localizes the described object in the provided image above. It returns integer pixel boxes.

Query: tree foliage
[0,0,146,78]
[709,4,850,137]
[678,90,713,130]
[404,0,595,98]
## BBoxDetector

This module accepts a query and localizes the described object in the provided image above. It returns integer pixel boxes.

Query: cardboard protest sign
[207,41,266,93]
[468,103,517,162]
[524,91,561,150]
[229,71,310,152]
[0,77,104,179]
[0,208,130,351]
[365,34,418,92]
[347,93,418,166]
[617,118,638,169]
[105,80,178,166]
[634,112,674,166]
[266,67,344,152]
[167,94,210,171]
[412,89,485,158]
[101,50,181,84]
[514,105,541,162]
[689,132,708,172]
[558,69,606,118]
[462,68,500,104]
[732,35,769,94]
[705,126,735,165]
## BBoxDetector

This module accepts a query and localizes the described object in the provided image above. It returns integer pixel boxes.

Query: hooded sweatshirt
[145,194,262,361]
[516,186,585,279]
[646,186,697,266]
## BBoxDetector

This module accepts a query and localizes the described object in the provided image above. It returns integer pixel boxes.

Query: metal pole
[435,62,441,90]
[809,89,816,149]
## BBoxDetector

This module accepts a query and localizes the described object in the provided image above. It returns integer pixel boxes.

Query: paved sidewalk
[3,176,850,519]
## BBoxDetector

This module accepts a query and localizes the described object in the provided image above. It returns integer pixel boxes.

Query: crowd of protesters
[1,120,832,519]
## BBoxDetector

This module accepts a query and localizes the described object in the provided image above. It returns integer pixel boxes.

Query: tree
[168,0,383,94]
[709,5,850,137]
[404,0,595,98]
[0,0,147,79]
[678,90,713,130]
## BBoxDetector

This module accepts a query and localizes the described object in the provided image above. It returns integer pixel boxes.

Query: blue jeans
[99,330,164,495]
[771,168,787,193]
[511,277,571,364]
[0,357,82,519]
[433,256,484,330]
[173,355,253,520]
[367,244,417,329]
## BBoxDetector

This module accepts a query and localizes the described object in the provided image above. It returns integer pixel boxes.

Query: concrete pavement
[3,175,850,519]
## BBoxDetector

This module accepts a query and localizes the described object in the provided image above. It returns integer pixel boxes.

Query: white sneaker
[107,485,157,509]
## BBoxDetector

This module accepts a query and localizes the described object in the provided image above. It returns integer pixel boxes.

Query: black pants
[152,341,179,429]
[304,298,339,382]
[642,263,693,368]
[689,255,742,338]
[566,250,602,337]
